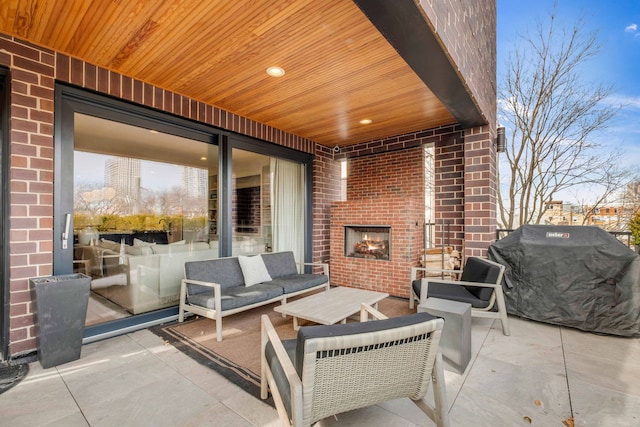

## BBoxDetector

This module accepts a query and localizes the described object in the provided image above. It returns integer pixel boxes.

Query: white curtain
[271,158,305,265]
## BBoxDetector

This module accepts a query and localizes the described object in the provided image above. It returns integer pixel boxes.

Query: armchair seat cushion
[412,279,493,309]
[188,283,282,310]
[267,274,329,294]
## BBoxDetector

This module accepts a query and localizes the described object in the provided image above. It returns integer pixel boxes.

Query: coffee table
[274,286,388,330]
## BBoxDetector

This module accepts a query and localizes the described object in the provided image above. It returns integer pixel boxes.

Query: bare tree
[498,8,627,228]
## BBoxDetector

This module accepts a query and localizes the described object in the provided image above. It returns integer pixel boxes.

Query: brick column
[463,125,497,257]
[0,36,56,356]
[433,128,465,253]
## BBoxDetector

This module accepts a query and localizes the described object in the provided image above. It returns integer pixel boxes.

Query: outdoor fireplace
[344,225,390,260]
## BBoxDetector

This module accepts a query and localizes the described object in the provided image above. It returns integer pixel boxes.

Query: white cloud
[602,94,640,111]
[625,23,637,32]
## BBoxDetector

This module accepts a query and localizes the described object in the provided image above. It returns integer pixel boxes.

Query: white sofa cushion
[238,255,272,287]
[125,245,153,256]
[133,238,156,248]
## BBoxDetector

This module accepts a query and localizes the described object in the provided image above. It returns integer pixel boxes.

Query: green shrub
[629,211,640,246]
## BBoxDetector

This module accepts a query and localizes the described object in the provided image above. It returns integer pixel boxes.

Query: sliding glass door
[72,114,220,325]
[230,149,306,263]
[55,86,314,340]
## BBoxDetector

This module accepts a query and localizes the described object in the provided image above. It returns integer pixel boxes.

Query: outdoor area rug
[149,295,413,403]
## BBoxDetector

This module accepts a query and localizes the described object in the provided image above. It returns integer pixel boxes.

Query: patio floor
[2,314,640,426]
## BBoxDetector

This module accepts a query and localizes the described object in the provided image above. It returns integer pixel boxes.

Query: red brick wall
[312,145,342,265]
[417,0,497,133]
[324,123,494,262]
[434,127,465,252]
[330,197,423,297]
[346,148,424,200]
[463,126,497,256]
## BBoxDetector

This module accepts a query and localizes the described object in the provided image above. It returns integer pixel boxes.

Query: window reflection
[73,114,218,325]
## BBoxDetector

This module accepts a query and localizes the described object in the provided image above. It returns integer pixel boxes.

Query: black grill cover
[488,225,640,336]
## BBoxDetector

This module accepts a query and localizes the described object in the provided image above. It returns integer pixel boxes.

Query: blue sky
[497,0,640,197]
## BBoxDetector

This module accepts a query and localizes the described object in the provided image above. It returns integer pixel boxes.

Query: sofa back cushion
[460,257,502,301]
[184,257,245,293]
[261,251,298,279]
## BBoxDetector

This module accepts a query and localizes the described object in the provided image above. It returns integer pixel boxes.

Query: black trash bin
[29,273,91,369]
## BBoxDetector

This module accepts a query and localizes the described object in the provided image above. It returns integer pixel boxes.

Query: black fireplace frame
[344,224,391,260]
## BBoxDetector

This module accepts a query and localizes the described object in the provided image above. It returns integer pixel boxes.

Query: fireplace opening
[344,225,390,260]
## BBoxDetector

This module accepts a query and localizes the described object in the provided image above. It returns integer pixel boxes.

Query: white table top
[274,286,388,326]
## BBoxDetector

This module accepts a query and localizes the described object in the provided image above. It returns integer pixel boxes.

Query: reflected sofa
[78,235,282,315]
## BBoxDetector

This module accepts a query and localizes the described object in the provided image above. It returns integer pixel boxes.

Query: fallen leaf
[535,400,542,406]
[524,416,532,423]
[562,417,574,427]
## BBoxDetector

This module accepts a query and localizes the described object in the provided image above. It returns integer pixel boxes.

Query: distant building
[543,201,582,225]
[104,157,141,214]
[543,200,636,231]
[181,167,208,200]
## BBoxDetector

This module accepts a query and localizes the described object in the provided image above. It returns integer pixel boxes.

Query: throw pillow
[125,245,153,256]
[99,239,121,252]
[238,255,272,287]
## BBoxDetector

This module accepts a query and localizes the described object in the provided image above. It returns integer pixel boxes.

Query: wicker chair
[409,256,510,336]
[261,303,449,427]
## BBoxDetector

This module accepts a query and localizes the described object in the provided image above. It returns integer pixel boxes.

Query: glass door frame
[0,68,9,360]
[223,133,313,262]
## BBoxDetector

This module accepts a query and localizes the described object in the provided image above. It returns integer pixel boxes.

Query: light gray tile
[562,327,640,368]
[0,364,86,427]
[318,404,419,426]
[377,397,442,426]
[453,354,571,425]
[570,378,640,427]
[180,401,255,427]
[78,370,217,427]
[449,389,571,427]
[7,313,640,427]
[219,384,279,426]
[478,317,565,374]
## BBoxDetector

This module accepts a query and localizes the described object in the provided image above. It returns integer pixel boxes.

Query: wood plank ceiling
[0,0,466,147]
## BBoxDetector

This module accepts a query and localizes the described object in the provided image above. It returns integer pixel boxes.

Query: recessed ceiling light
[200,157,207,161]
[266,66,285,77]
[149,130,159,134]
[359,119,373,125]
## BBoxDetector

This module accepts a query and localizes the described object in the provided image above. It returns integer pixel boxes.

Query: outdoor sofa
[179,251,330,341]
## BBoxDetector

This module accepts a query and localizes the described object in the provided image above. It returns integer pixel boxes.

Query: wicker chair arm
[261,315,303,425]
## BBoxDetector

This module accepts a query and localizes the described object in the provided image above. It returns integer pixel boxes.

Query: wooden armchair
[410,256,510,336]
[261,303,449,426]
